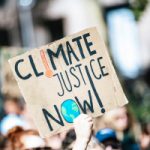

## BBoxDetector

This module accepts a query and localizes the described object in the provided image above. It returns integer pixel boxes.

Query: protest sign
[0,47,25,97]
[9,27,128,137]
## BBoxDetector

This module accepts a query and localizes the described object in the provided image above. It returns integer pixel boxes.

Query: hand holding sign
[73,114,93,150]
[9,27,128,137]
[74,114,93,142]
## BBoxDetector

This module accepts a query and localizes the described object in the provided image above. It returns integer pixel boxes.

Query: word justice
[53,57,109,97]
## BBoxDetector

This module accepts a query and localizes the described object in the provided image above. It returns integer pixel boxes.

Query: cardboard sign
[9,27,128,137]
[0,47,25,97]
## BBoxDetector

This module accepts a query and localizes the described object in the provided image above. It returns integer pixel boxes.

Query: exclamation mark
[40,50,53,78]
[85,65,105,113]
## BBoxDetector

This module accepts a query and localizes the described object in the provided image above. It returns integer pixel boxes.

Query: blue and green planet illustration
[61,99,81,123]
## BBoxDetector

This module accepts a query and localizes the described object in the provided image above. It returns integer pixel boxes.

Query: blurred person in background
[6,126,48,150]
[45,132,66,150]
[140,123,150,150]
[1,114,101,150]
[103,106,141,150]
[0,95,28,135]
[0,114,100,150]
[3,95,24,115]
[0,132,8,150]
[96,128,122,150]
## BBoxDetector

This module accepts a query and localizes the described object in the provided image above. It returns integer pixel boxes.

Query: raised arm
[73,114,93,150]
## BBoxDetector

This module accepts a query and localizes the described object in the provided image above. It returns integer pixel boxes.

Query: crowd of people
[0,95,149,150]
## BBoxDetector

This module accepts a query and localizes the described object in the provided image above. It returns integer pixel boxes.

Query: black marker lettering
[75,90,94,113]
[83,33,96,56]
[72,36,85,59]
[85,65,105,113]
[47,44,69,70]
[70,67,80,88]
[98,57,109,77]
[90,59,102,79]
[53,73,64,97]
[42,105,64,131]
[66,41,79,64]
[15,59,32,80]
[29,55,43,77]
[60,71,72,92]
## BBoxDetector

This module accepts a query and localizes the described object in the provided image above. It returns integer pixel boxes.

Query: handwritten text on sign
[9,28,128,137]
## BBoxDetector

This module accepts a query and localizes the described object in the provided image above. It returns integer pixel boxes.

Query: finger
[85,117,93,122]
[80,114,89,119]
